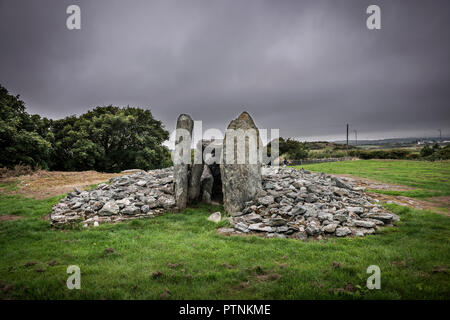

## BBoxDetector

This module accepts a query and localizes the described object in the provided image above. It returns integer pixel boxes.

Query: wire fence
[289,157,355,166]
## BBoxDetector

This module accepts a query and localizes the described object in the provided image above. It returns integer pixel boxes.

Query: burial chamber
[172,112,264,214]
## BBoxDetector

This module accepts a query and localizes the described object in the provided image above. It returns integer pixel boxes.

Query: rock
[323,223,338,233]
[187,139,204,203]
[234,222,249,233]
[294,231,308,240]
[304,207,318,218]
[318,212,333,221]
[347,207,364,215]
[116,198,131,208]
[258,195,275,206]
[270,217,287,226]
[334,213,348,223]
[71,202,83,209]
[121,205,140,215]
[249,223,273,232]
[363,212,395,223]
[201,165,214,204]
[353,220,376,228]
[173,114,194,211]
[276,226,289,233]
[136,180,147,187]
[291,204,307,215]
[98,201,119,216]
[221,112,263,214]
[189,164,203,202]
[92,201,104,211]
[335,227,352,237]
[306,221,320,235]
[246,213,262,223]
[305,194,318,203]
[207,212,221,223]
[332,177,353,190]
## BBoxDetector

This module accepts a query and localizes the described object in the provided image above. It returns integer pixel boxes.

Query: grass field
[298,160,450,198]
[0,160,449,299]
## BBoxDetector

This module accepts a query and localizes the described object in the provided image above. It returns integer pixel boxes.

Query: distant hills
[333,137,450,146]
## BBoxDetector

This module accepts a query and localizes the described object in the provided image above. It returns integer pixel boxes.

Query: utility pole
[346,124,349,151]
[438,129,442,142]
[353,130,358,146]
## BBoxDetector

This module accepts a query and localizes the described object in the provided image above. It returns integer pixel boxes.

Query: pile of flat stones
[50,168,175,227]
[226,166,399,239]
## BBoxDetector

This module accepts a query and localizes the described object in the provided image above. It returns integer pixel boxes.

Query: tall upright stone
[188,140,204,203]
[173,114,194,211]
[220,112,262,214]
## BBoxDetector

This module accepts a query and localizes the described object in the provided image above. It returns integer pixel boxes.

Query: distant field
[297,160,450,198]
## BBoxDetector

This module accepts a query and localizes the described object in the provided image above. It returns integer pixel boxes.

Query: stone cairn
[221,166,399,239]
[50,111,399,239]
[50,168,175,227]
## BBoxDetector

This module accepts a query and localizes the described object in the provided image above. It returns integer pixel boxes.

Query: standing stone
[201,165,214,204]
[188,141,204,203]
[173,114,194,211]
[220,112,262,214]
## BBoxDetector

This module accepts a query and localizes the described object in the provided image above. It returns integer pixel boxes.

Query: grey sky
[1,0,449,142]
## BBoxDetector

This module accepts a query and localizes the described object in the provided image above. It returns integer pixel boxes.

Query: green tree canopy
[265,137,309,160]
[1,84,171,172]
[50,106,171,172]
[0,85,52,168]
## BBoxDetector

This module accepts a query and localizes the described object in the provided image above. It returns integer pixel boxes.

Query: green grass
[367,189,446,198]
[296,160,450,198]
[0,193,449,299]
[86,182,108,191]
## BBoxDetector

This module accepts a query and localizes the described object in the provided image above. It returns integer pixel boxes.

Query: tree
[420,145,434,157]
[266,137,309,160]
[433,145,450,160]
[288,146,309,160]
[0,85,51,168]
[50,106,171,172]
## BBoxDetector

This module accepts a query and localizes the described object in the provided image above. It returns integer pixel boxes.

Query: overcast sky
[1,0,449,143]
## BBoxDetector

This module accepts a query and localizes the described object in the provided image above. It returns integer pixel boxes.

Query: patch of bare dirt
[0,215,22,222]
[366,192,449,216]
[424,196,450,209]
[0,169,142,199]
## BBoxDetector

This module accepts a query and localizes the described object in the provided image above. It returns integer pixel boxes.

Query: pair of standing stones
[173,112,263,215]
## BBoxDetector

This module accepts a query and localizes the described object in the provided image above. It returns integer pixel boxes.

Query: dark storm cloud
[1,0,449,141]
